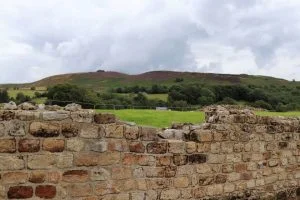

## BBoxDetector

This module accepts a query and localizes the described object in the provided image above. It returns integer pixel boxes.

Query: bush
[253,100,273,110]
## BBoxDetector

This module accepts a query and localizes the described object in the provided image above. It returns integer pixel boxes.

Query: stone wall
[0,106,300,199]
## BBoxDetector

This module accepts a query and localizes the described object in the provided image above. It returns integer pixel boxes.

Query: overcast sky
[1,0,300,83]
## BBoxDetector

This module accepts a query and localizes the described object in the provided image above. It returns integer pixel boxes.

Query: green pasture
[97,109,300,127]
[97,109,205,128]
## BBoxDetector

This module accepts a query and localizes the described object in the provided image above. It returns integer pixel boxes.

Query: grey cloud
[1,0,300,82]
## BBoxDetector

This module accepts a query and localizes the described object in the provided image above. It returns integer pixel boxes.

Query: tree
[15,92,31,104]
[0,90,9,103]
[46,84,97,106]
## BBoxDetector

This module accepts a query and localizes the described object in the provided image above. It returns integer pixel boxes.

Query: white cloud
[0,0,300,83]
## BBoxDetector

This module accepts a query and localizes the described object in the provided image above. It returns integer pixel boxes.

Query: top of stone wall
[1,102,299,127]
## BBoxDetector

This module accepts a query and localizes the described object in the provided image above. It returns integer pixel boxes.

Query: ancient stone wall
[0,106,299,199]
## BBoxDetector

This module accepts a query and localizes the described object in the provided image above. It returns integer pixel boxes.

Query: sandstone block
[108,139,128,152]
[18,139,40,152]
[193,187,206,198]
[29,171,46,183]
[30,122,60,137]
[168,140,185,154]
[147,142,167,154]
[6,120,27,136]
[105,124,124,138]
[196,164,211,174]
[47,171,61,183]
[160,189,181,199]
[156,156,172,166]
[111,167,132,180]
[188,154,207,164]
[79,124,100,138]
[186,141,196,153]
[61,122,79,137]
[124,125,139,139]
[7,186,33,199]
[74,152,99,166]
[71,110,94,123]
[206,184,223,196]
[63,170,89,182]
[94,113,116,124]
[42,111,69,121]
[67,183,93,197]
[66,138,85,152]
[43,139,65,152]
[56,152,73,168]
[35,185,56,199]
[0,138,16,153]
[129,141,145,153]
[173,155,188,166]
[0,155,24,170]
[140,126,158,141]
[27,154,56,169]
[174,176,189,188]
[2,172,28,184]
[91,167,110,181]
[88,141,108,152]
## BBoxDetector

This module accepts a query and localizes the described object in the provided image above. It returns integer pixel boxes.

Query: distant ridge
[0,70,298,91]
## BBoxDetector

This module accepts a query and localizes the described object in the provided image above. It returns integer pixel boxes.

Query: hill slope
[4,70,299,92]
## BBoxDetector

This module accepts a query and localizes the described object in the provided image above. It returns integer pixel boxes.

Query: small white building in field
[156,107,168,111]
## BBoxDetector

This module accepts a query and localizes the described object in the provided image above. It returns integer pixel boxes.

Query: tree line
[1,82,299,112]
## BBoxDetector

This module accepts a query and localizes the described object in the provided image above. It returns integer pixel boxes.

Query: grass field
[146,94,168,101]
[97,109,205,128]
[96,109,300,127]
[8,89,46,98]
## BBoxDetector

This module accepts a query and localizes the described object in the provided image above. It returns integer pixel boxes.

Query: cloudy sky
[1,0,300,83]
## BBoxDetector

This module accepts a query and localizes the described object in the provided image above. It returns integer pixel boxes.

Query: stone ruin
[0,102,299,199]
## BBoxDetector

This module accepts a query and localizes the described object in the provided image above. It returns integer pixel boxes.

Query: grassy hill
[2,70,299,92]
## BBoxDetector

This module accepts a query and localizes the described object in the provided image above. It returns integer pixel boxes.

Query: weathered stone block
[7,186,33,199]
[29,171,46,183]
[35,185,56,199]
[67,183,93,197]
[18,139,40,152]
[186,141,196,153]
[61,122,79,137]
[2,172,28,184]
[188,154,207,164]
[27,154,56,169]
[173,177,189,188]
[105,124,124,138]
[66,138,85,152]
[91,167,110,181]
[56,153,73,168]
[129,141,145,153]
[63,170,89,182]
[168,140,185,154]
[30,122,60,137]
[140,126,158,141]
[6,120,27,136]
[0,138,16,153]
[124,125,139,139]
[0,155,24,170]
[94,113,116,124]
[160,189,181,199]
[43,139,65,152]
[88,141,108,152]
[173,155,188,166]
[112,167,132,180]
[147,142,167,154]
[79,124,100,138]
[42,111,69,121]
